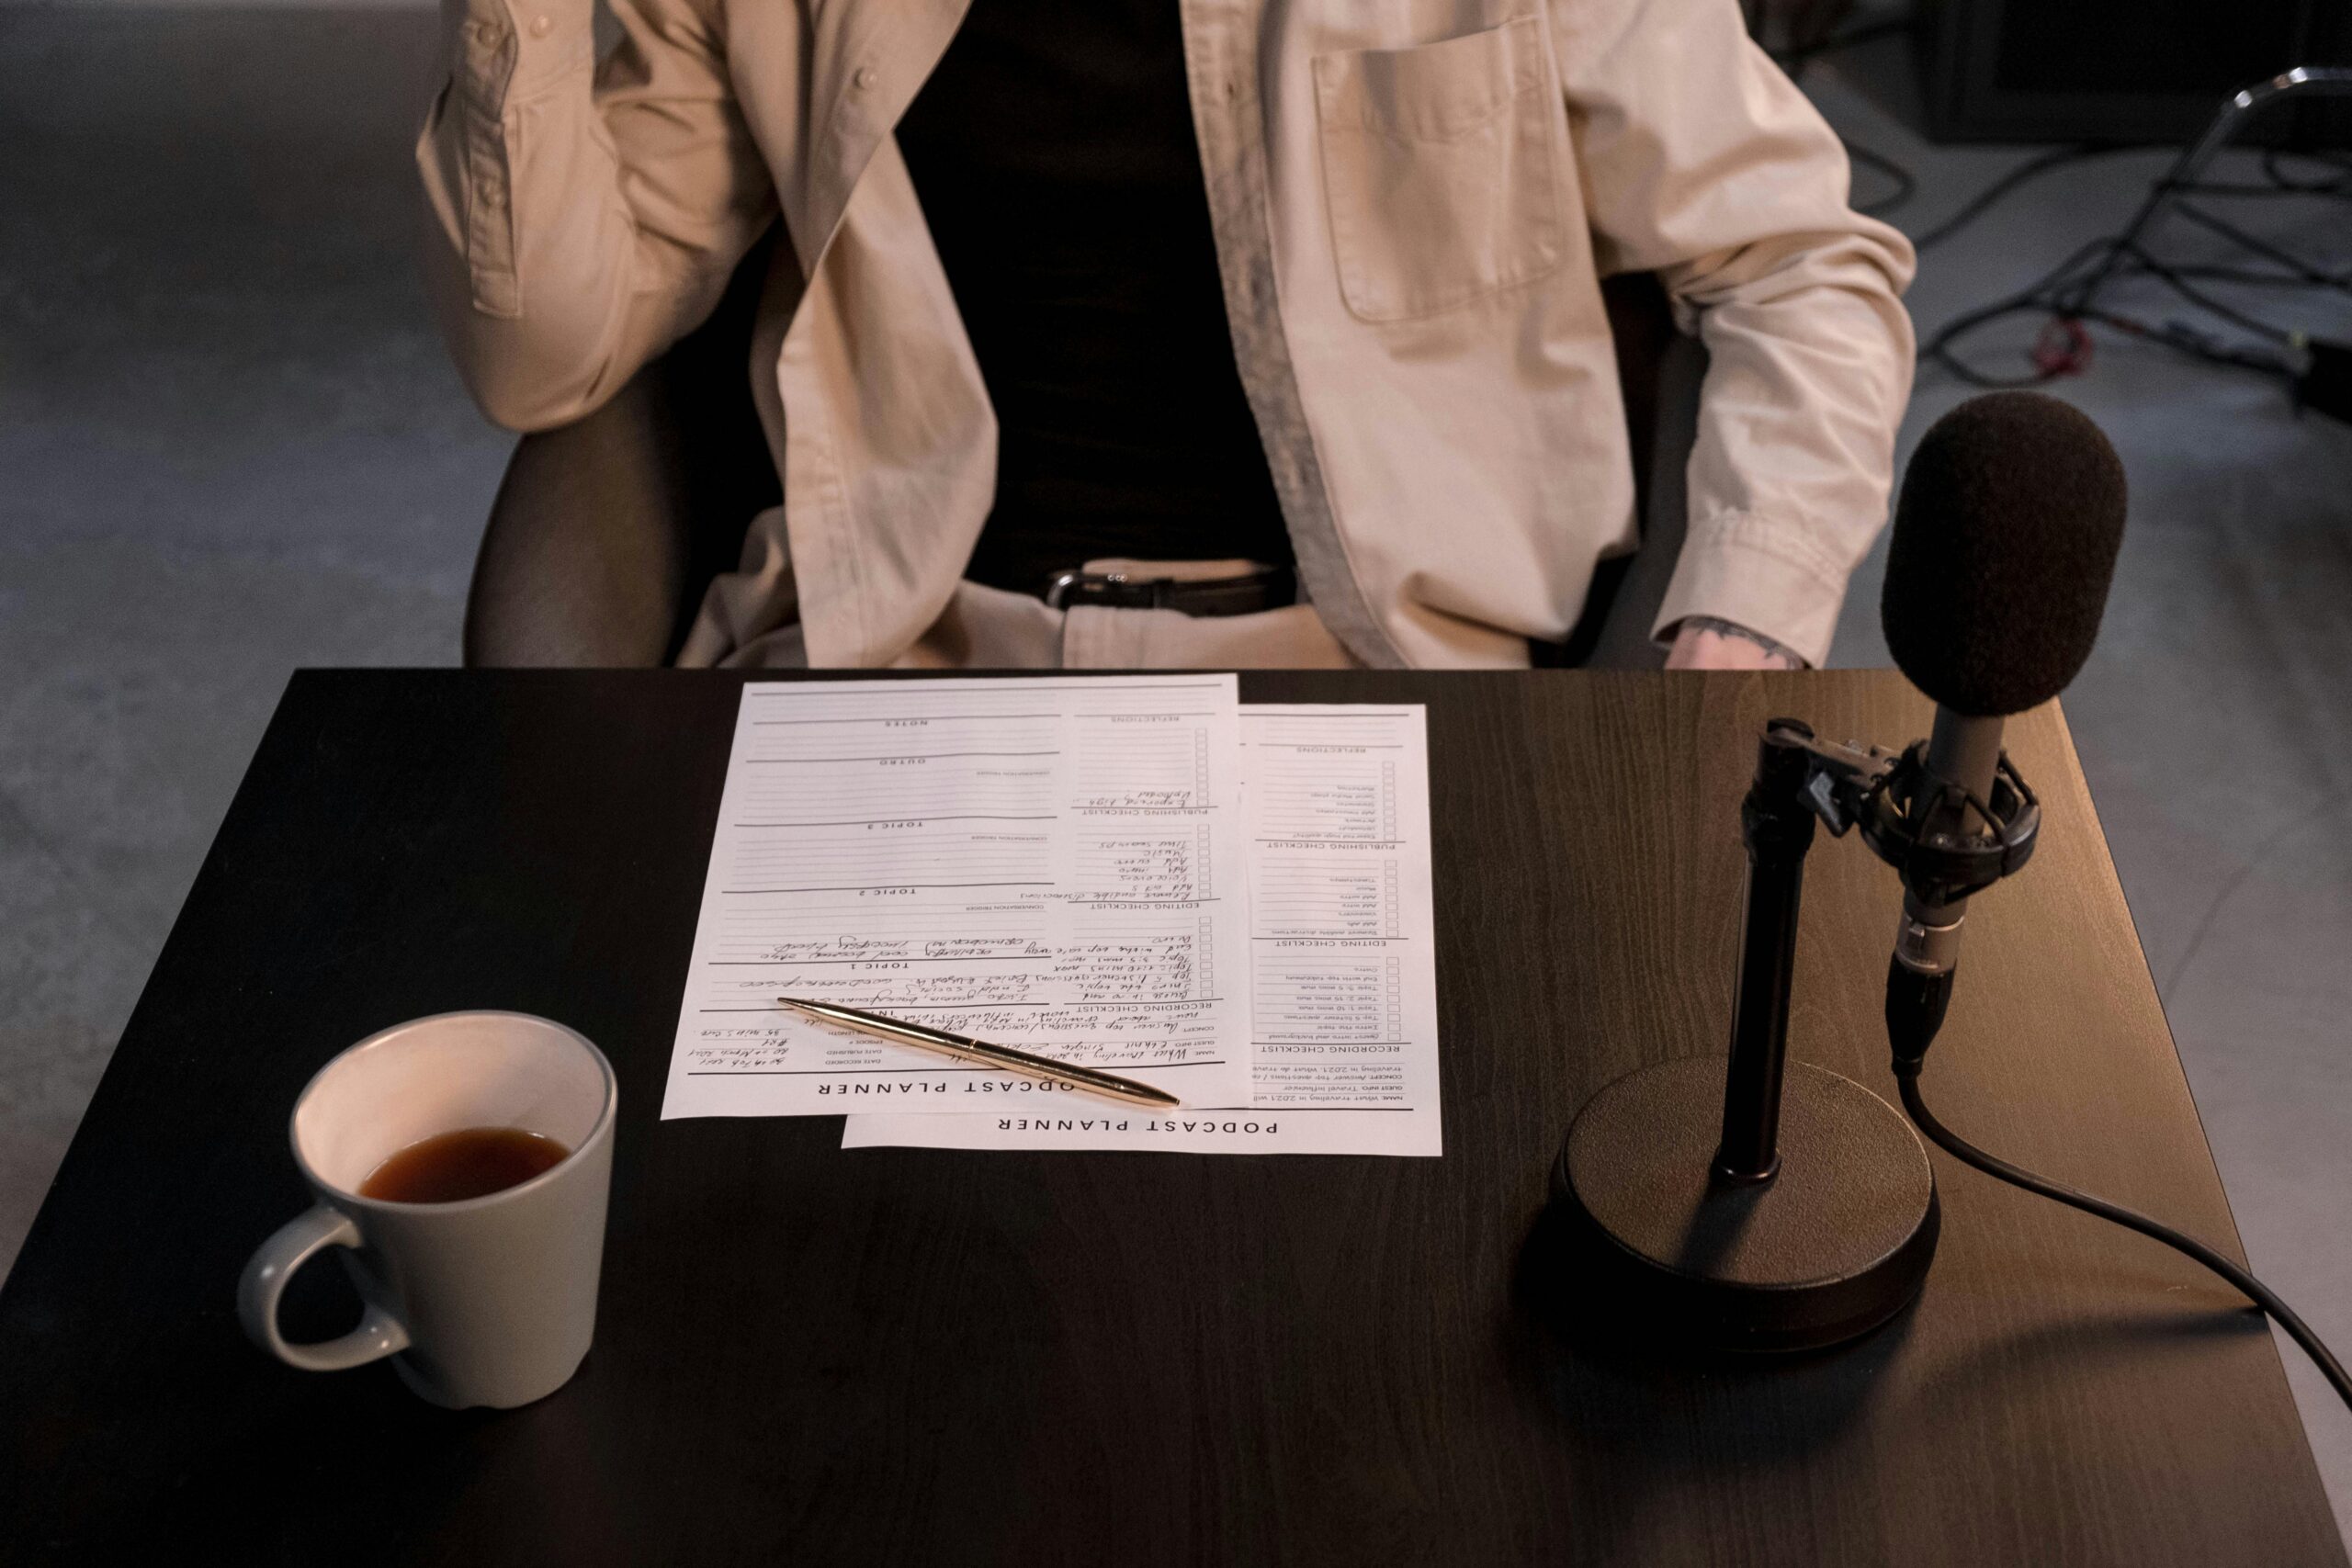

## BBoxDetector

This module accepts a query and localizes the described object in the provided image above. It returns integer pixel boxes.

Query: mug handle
[237,1204,412,1371]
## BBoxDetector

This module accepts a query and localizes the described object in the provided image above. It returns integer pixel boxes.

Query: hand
[1665,622,1799,671]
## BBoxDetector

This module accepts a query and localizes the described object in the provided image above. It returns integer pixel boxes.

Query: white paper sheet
[842,704,1442,1156]
[660,676,1252,1118]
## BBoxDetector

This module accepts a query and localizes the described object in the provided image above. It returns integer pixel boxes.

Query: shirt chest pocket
[1311,17,1566,323]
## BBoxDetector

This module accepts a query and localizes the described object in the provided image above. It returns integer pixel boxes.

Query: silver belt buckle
[1043,570,1128,610]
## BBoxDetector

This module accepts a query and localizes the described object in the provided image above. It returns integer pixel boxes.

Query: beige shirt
[417,0,1915,670]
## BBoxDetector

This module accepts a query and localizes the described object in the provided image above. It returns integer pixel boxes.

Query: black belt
[1041,565,1298,617]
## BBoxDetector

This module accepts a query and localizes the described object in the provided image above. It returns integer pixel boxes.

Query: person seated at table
[415,0,1913,672]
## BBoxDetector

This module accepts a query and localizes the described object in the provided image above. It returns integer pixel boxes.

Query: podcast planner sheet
[842,704,1442,1156]
[660,676,1253,1118]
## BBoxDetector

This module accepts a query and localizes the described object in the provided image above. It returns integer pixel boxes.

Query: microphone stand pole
[1713,728,1819,1184]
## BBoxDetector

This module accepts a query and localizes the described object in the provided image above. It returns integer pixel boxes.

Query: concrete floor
[0,6,503,1281]
[4,6,2349,1547]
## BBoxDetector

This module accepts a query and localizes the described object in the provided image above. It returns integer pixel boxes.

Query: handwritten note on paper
[842,705,1442,1156]
[659,676,1252,1118]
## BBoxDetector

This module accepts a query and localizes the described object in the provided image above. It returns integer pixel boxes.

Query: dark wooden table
[0,671,2339,1566]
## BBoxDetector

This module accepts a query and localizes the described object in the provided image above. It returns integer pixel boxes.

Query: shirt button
[853,66,875,90]
[473,20,502,46]
[529,14,552,36]
[481,175,505,204]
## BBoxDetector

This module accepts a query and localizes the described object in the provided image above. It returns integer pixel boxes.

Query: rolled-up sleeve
[1553,0,1916,667]
[416,0,777,431]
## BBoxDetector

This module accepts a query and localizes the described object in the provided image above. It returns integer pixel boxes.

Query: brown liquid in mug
[357,1126,571,1203]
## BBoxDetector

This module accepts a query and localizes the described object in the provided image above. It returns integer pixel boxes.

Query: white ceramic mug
[237,1011,617,1409]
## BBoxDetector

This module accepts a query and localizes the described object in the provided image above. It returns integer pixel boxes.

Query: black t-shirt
[893,0,1295,596]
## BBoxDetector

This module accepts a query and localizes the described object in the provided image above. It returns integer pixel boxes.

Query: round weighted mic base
[1550,1056,1939,1354]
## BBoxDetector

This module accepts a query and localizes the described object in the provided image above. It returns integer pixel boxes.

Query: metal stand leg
[2064,67,2352,314]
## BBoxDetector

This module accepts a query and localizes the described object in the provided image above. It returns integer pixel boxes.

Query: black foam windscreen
[1881,392,2128,716]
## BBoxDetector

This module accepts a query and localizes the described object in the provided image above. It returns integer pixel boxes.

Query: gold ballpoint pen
[775,996,1182,1110]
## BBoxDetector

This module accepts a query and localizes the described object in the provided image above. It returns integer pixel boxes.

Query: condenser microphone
[1547,391,2130,1355]
[1878,392,2128,1056]
[1875,399,2352,1415]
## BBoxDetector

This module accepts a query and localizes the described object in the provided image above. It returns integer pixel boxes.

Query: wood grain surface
[0,670,2337,1567]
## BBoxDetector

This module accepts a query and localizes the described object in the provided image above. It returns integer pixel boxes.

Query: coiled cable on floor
[1893,1066,2352,1413]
